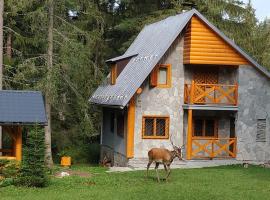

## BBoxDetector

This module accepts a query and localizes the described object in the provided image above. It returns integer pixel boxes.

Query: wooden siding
[184,16,249,65]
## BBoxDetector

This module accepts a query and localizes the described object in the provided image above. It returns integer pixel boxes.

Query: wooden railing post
[187,109,193,160]
[190,80,195,104]
[235,83,238,106]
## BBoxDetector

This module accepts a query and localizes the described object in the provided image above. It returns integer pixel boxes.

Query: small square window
[150,64,171,88]
[142,116,169,139]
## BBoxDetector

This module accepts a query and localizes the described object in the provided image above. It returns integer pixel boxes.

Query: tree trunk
[45,0,54,167]
[0,0,4,155]
[6,32,12,60]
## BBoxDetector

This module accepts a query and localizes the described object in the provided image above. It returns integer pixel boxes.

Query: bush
[57,143,100,164]
[0,159,20,179]
[15,126,48,187]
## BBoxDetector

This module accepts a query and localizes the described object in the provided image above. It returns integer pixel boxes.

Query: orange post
[127,97,135,158]
[187,109,193,160]
[190,80,195,104]
[15,127,22,161]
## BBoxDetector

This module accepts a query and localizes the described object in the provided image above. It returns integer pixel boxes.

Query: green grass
[1,165,270,200]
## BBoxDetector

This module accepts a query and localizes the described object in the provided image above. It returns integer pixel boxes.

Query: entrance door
[193,68,219,103]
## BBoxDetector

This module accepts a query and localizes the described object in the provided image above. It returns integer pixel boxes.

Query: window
[110,113,114,133]
[142,116,169,139]
[193,118,218,137]
[256,119,266,142]
[117,113,125,138]
[150,64,171,88]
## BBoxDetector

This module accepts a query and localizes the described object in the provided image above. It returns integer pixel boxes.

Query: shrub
[0,159,20,178]
[57,143,100,164]
[15,126,48,187]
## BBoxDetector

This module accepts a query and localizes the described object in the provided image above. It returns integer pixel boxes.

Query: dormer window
[150,64,172,88]
[109,58,132,85]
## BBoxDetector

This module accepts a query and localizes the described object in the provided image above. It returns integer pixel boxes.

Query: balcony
[191,137,237,159]
[184,82,238,106]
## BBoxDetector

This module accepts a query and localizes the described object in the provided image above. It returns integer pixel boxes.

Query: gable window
[150,64,171,88]
[142,116,169,139]
[256,119,266,142]
[193,118,218,137]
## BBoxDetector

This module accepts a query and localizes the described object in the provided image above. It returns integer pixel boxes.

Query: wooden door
[193,69,218,103]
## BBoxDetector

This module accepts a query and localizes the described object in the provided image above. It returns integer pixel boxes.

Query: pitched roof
[90,9,270,107]
[0,90,47,125]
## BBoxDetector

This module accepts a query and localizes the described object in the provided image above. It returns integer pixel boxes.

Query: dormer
[106,54,138,85]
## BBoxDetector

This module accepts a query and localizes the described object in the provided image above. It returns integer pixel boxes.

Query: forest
[2,0,270,165]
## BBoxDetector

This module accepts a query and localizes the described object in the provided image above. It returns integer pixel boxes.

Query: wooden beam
[126,97,135,158]
[187,109,193,160]
[15,127,22,161]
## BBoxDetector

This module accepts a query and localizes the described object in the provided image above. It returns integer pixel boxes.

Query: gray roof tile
[0,90,47,125]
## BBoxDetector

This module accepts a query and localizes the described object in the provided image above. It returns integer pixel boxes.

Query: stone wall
[133,36,185,158]
[100,145,128,166]
[236,66,270,162]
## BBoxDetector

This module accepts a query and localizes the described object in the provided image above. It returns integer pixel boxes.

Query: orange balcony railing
[184,82,238,105]
[191,137,237,159]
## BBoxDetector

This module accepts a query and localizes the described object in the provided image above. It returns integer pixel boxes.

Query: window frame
[142,115,170,139]
[150,64,172,88]
[192,117,218,138]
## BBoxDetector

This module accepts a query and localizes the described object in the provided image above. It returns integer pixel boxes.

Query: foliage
[56,143,100,164]
[0,159,20,179]
[1,165,270,199]
[15,127,48,187]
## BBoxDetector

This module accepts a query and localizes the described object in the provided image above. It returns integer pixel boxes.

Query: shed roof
[90,9,270,107]
[0,90,47,125]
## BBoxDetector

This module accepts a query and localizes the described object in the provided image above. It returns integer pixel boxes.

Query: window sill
[142,136,169,139]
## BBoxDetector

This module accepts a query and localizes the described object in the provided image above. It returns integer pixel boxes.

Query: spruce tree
[16,126,48,187]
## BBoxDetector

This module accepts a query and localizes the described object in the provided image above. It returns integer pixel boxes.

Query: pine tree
[16,126,48,187]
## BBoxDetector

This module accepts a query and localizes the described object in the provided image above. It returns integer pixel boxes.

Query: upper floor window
[150,64,171,88]
[142,116,169,139]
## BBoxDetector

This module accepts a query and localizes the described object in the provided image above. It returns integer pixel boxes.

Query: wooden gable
[184,16,249,65]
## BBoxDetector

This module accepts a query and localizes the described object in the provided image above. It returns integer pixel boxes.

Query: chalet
[90,9,270,167]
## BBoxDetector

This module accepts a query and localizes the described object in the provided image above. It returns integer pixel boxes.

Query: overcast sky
[243,0,270,21]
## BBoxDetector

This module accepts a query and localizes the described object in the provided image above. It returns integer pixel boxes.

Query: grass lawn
[1,165,270,200]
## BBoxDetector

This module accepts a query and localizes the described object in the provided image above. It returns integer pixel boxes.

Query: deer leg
[146,161,153,177]
[155,162,160,182]
[165,165,171,181]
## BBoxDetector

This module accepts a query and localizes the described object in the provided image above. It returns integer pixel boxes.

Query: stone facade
[101,42,270,165]
[236,65,270,162]
[133,36,185,158]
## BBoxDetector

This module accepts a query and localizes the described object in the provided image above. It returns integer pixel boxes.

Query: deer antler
[170,134,179,150]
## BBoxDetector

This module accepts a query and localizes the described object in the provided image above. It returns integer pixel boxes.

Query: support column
[187,109,193,160]
[15,127,22,161]
[126,97,135,158]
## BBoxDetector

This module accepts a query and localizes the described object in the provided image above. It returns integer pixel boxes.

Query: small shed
[0,90,47,161]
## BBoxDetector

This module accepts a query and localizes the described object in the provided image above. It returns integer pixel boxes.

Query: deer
[146,138,183,182]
